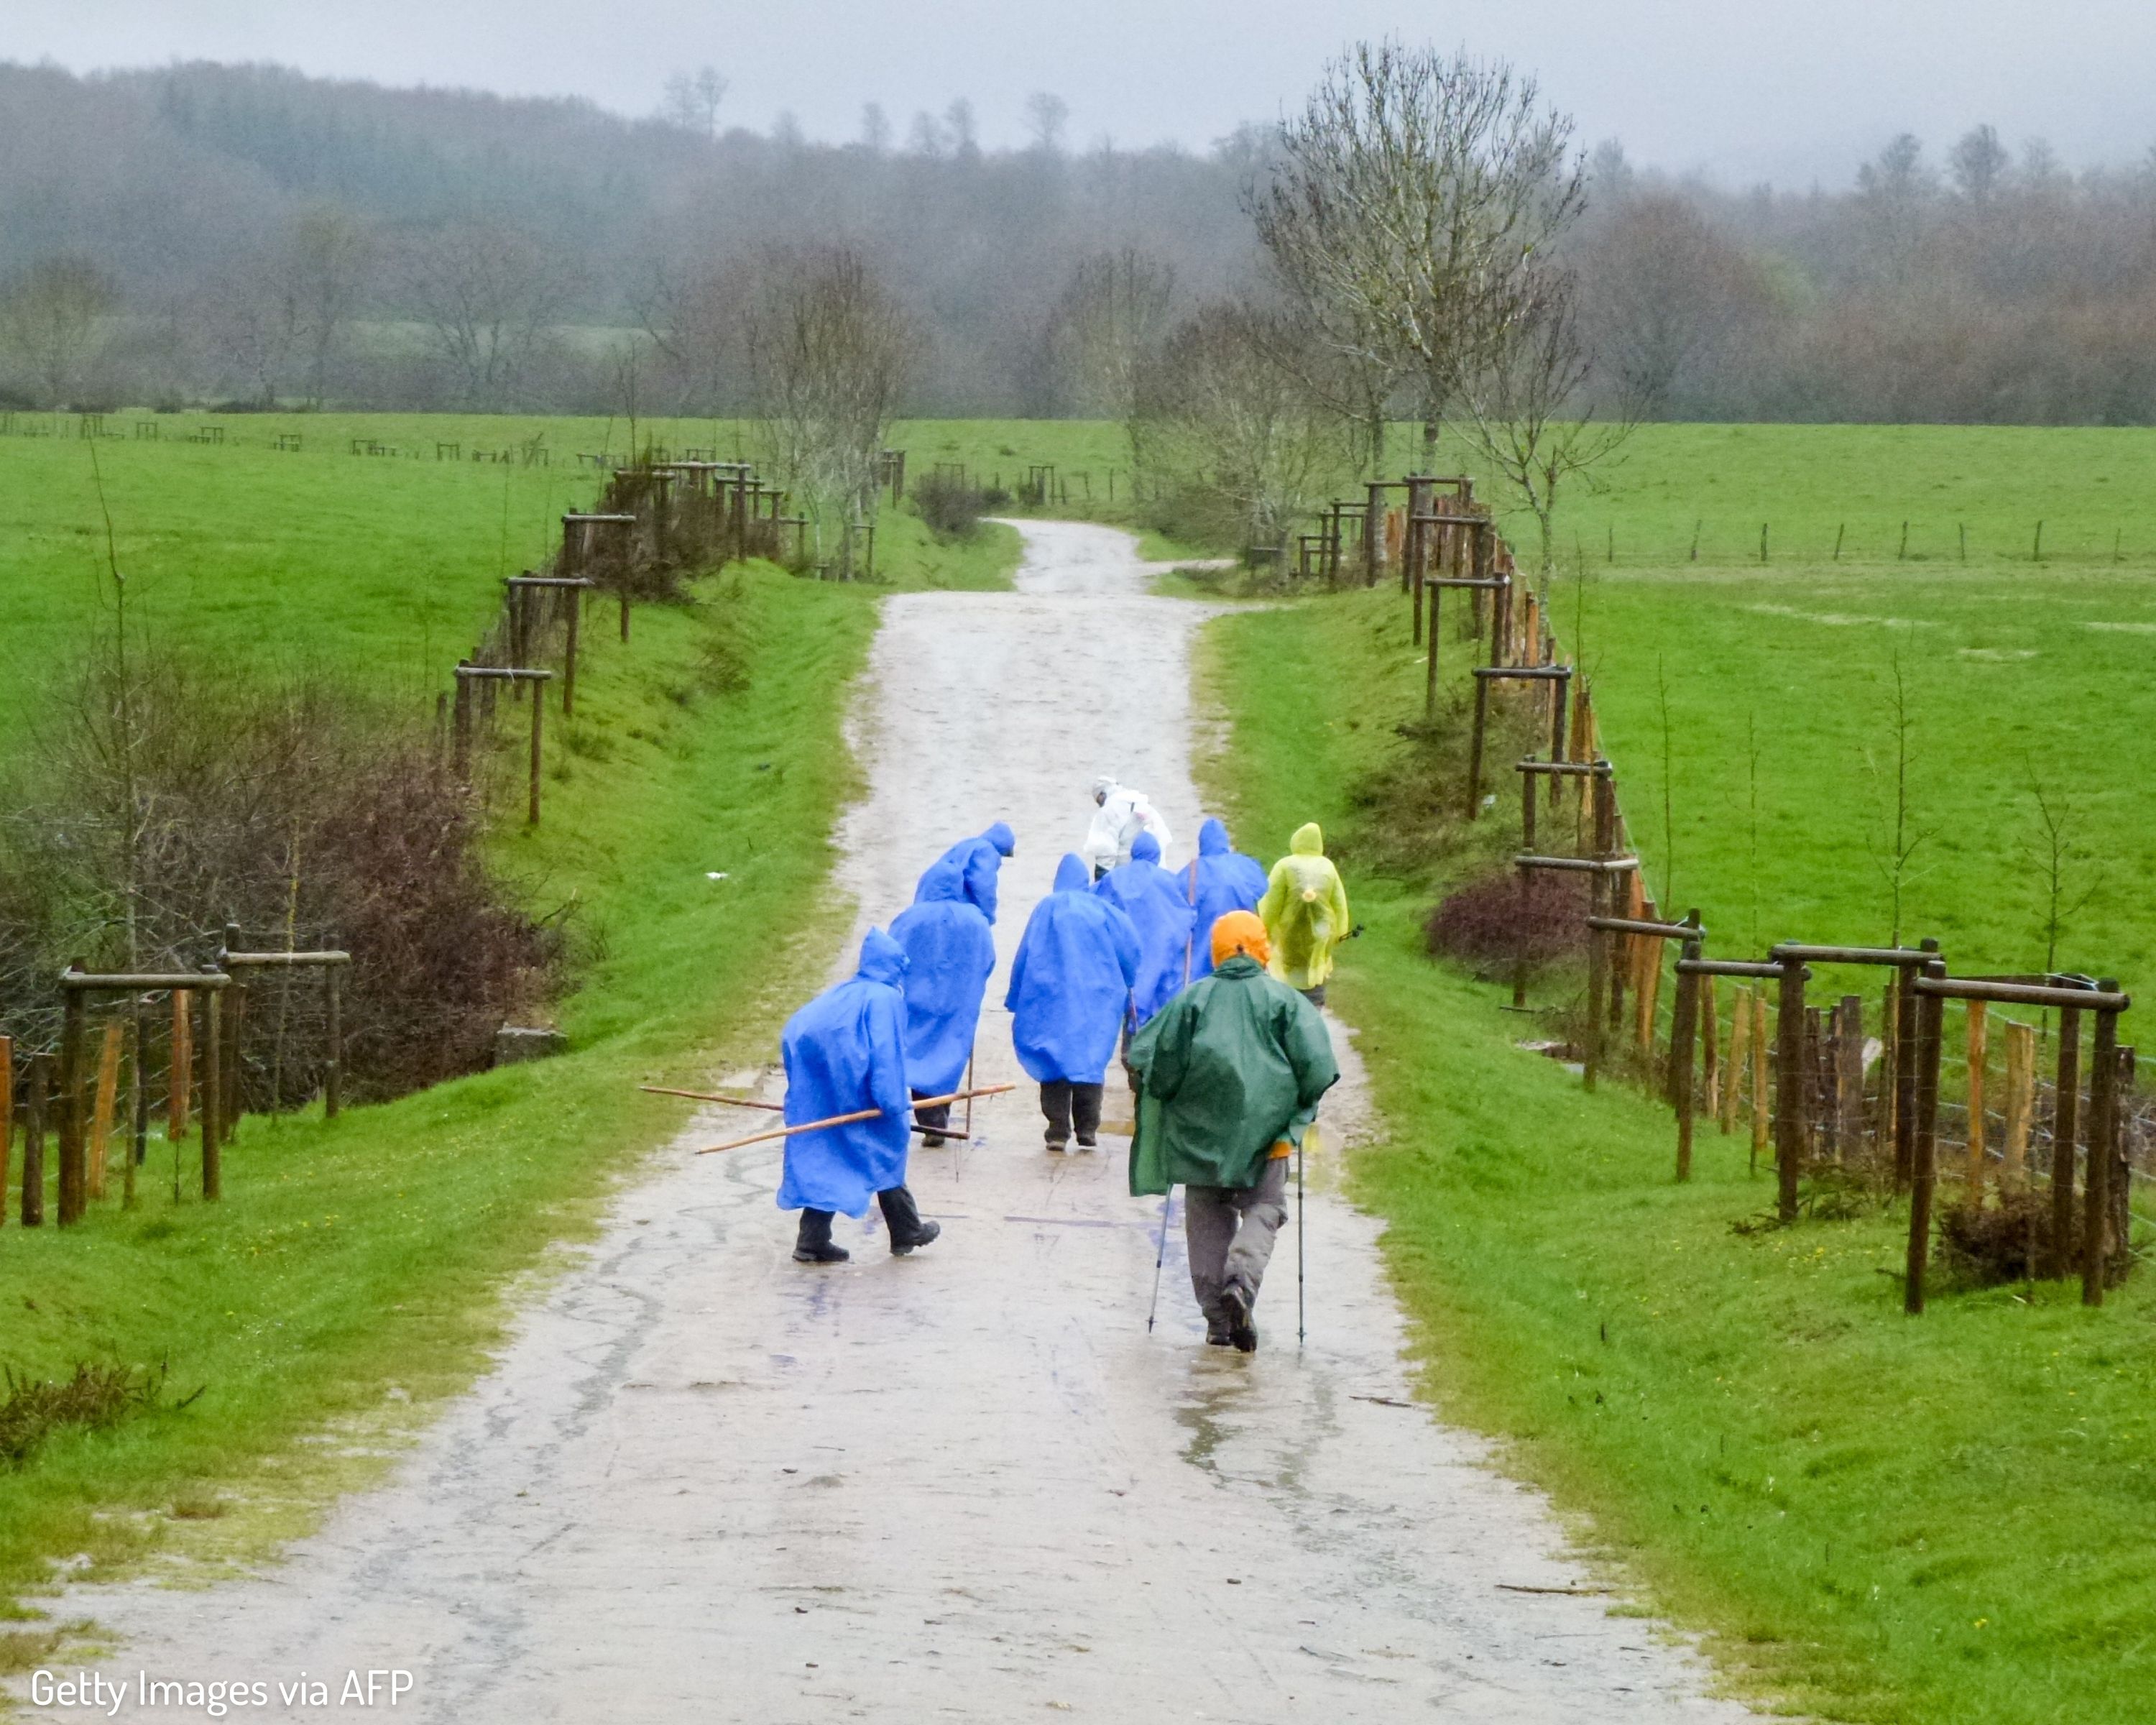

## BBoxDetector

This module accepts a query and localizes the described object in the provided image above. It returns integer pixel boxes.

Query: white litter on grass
[706,872,729,880]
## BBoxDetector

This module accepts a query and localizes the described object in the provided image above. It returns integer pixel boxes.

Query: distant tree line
[0,58,2152,428]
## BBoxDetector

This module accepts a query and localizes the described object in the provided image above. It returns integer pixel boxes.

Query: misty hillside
[1,59,2152,421]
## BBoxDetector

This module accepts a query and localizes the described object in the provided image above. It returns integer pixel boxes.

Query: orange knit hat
[1210,910,1271,967]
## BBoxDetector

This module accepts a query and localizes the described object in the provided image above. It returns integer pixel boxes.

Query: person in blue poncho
[1006,853,1142,1151]
[913,821,1017,924]
[1092,831,1197,1026]
[890,865,998,1149]
[1180,817,1271,980]
[777,928,942,1264]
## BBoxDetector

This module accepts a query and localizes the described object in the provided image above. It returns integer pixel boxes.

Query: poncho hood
[1182,816,1271,982]
[1130,831,1161,864]
[985,820,1016,856]
[1291,822,1325,856]
[1054,852,1092,893]
[857,927,909,988]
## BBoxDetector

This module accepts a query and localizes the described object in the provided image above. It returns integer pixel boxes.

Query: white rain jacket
[1083,783,1172,875]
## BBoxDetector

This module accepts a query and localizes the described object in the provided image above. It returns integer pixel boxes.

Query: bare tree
[1130,299,1354,551]
[402,222,571,410]
[201,250,302,407]
[1250,42,1584,469]
[640,257,744,413]
[1864,647,1934,947]
[1045,248,1176,418]
[288,207,371,408]
[1949,124,2011,207]
[740,246,916,575]
[1455,270,1633,574]
[2020,771,2101,974]
[858,102,893,155]
[660,66,728,137]
[1025,92,1070,155]
[0,255,120,408]
[1577,193,1772,415]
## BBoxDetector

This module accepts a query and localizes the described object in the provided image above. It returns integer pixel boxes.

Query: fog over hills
[3,59,2152,423]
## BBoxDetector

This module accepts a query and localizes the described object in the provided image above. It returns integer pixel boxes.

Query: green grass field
[0,414,1015,735]
[1193,425,2156,1724]
[0,420,1018,1639]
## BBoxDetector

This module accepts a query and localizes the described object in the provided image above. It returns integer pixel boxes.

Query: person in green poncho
[1258,821,1352,1007]
[1127,911,1339,1352]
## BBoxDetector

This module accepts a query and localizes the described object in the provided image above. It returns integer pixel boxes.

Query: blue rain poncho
[1005,852,1143,1085]
[913,821,1017,924]
[1092,832,1197,1024]
[775,929,913,1218]
[1181,818,1271,980]
[890,870,998,1098]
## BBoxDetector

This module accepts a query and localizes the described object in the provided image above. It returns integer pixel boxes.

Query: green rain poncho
[1126,956,1340,1195]
[1258,822,1352,992]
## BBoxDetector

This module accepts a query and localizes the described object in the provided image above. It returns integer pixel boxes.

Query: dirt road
[14,522,1750,1721]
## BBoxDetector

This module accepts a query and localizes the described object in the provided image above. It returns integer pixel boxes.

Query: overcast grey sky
[9,0,2154,187]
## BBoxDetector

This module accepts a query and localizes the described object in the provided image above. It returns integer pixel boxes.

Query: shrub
[911,472,985,539]
[1424,868,1590,979]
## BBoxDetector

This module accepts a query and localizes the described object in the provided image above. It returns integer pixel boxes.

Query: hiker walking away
[1092,831,1196,1029]
[914,821,1017,924]
[890,860,998,1148]
[1128,912,1338,1351]
[1258,822,1351,1007]
[777,929,941,1264]
[1181,816,1269,982]
[1006,853,1141,1151]
[1083,776,1172,880]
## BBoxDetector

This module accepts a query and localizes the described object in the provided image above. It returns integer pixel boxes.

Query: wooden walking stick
[694,1084,1015,1155]
[638,1085,782,1110]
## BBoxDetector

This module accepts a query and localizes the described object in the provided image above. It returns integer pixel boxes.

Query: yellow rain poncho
[1257,823,1351,992]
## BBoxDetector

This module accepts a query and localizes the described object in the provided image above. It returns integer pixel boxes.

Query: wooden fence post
[2002,1018,2034,1189]
[1965,999,1989,1202]
[202,985,223,1202]
[88,1021,121,1202]
[325,966,343,1119]
[1906,960,1946,1314]
[528,675,545,827]
[1724,985,1750,1136]
[1775,955,1807,1221]
[57,974,86,1225]
[2052,1006,2082,1276]
[170,990,192,1139]
[1702,975,1721,1125]
[1672,922,1703,1182]
[22,1054,47,1226]
[2081,990,2120,1307]
[1464,673,1490,815]
[1751,990,1770,1175]
[563,589,581,716]
[1583,872,1607,1094]
[1835,995,1865,1164]
[0,1034,10,1228]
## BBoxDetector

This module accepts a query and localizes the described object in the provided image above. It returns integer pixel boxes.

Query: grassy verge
[0,523,1016,1619]
[1194,584,2156,1725]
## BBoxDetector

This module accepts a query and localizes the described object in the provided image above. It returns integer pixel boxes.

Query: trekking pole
[1147,1188,1175,1333]
[1296,1139,1307,1351]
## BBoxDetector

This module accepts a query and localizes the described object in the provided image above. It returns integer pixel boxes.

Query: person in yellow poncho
[1257,822,1351,1006]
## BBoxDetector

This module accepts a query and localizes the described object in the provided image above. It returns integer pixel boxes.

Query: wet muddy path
[15,523,1750,1721]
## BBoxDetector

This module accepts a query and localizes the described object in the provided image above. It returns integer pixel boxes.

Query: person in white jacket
[1083,776,1172,879]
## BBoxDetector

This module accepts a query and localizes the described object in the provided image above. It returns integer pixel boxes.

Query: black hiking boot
[1220,1284,1258,1353]
[1045,1136,1068,1154]
[793,1210,849,1265]
[1206,1325,1233,1347]
[877,1187,941,1256]
[1075,1135,1098,1151]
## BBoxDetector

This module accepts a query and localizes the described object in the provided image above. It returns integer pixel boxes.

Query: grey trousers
[1184,1156,1290,1328]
